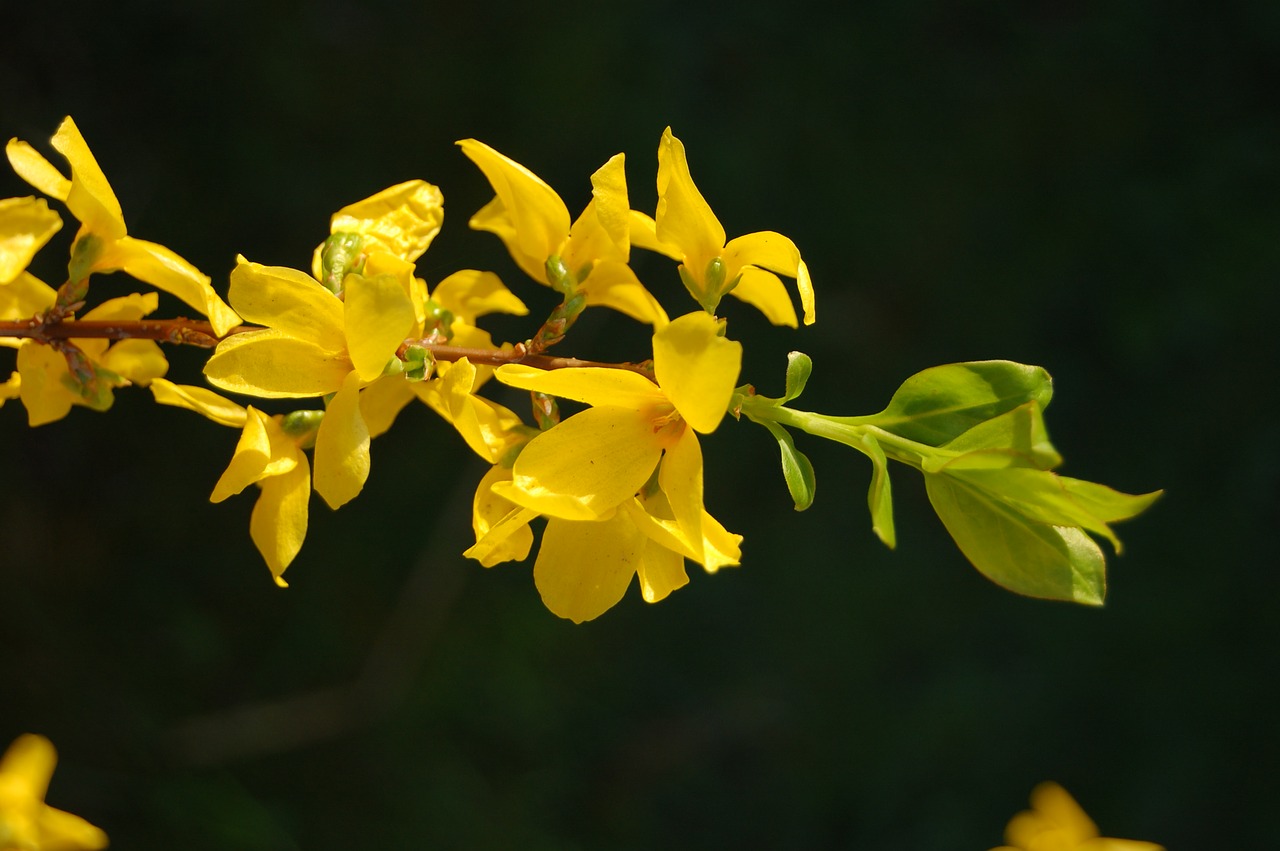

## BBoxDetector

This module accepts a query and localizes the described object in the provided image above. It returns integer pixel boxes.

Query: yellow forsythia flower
[631,127,815,327]
[469,311,744,621]
[992,782,1164,851]
[6,117,239,335]
[459,139,667,325]
[0,734,108,851]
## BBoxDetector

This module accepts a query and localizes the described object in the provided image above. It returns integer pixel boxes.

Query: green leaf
[1059,478,1163,524]
[925,473,1106,605]
[839,361,1054,446]
[759,419,816,511]
[783,351,812,402]
[859,433,896,548]
[935,401,1061,470]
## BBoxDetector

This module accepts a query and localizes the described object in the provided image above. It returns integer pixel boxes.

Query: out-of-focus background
[2,2,1275,848]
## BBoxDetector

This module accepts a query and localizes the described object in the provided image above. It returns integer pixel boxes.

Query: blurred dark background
[2,1,1276,848]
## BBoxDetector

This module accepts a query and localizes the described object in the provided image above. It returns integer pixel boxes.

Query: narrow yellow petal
[98,339,168,385]
[211,407,277,501]
[50,116,127,239]
[467,195,548,283]
[148,378,247,428]
[250,453,311,583]
[6,139,72,202]
[311,372,370,509]
[358,374,416,438]
[590,153,630,256]
[430,269,528,323]
[228,258,344,349]
[344,272,415,382]
[15,341,73,426]
[628,209,683,261]
[467,465,536,567]
[723,230,815,325]
[534,514,643,622]
[0,196,62,284]
[652,311,742,434]
[80,291,158,322]
[658,427,705,557]
[655,127,725,270]
[636,541,690,603]
[727,267,798,328]
[0,271,57,321]
[101,237,240,335]
[328,179,444,263]
[495,364,662,410]
[577,260,669,327]
[509,406,664,519]
[423,358,525,463]
[34,803,110,850]
[458,139,570,267]
[0,733,57,799]
[204,329,352,398]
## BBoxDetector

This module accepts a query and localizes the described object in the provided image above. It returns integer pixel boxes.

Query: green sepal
[281,409,324,449]
[925,473,1107,605]
[58,348,119,411]
[757,419,816,511]
[544,255,574,295]
[839,361,1054,446]
[401,344,434,381]
[67,233,102,286]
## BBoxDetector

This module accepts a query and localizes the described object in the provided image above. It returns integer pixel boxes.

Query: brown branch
[0,317,656,377]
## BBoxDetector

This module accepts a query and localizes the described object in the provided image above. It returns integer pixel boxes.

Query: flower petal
[658,426,705,557]
[589,153,630,256]
[655,127,725,270]
[93,236,239,335]
[344,272,415,382]
[636,539,690,603]
[15,341,74,426]
[98,339,168,385]
[578,259,669,327]
[723,231,815,325]
[0,196,62,284]
[328,179,444,263]
[507,406,664,519]
[6,139,72,202]
[250,453,311,585]
[534,514,643,622]
[0,271,57,322]
[466,465,536,567]
[228,259,344,350]
[204,329,352,398]
[420,358,525,463]
[0,733,57,799]
[727,267,798,328]
[652,311,742,434]
[312,371,370,509]
[49,116,127,239]
[430,269,528,323]
[627,210,683,261]
[148,378,248,428]
[458,139,570,269]
[359,374,416,438]
[495,364,662,410]
[211,407,279,501]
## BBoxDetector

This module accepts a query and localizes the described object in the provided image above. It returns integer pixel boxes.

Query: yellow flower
[630,127,815,327]
[0,734,108,851]
[6,117,239,335]
[0,196,62,285]
[458,139,667,325]
[0,277,168,426]
[474,310,745,620]
[992,783,1164,851]
[150,379,317,585]
[202,258,414,508]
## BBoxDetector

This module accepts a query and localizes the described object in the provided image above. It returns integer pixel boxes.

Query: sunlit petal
[228,258,344,350]
[0,196,62,284]
[344,272,416,381]
[636,541,689,603]
[148,378,247,428]
[496,364,662,410]
[458,138,570,266]
[727,267,798,328]
[50,116,127,239]
[0,733,56,799]
[211,407,277,501]
[204,329,352,398]
[6,139,72,202]
[250,453,311,585]
[15,341,73,426]
[628,210,682,261]
[723,231,814,325]
[328,179,444,263]
[652,311,742,433]
[508,406,663,519]
[0,271,57,321]
[467,465,536,567]
[534,514,643,622]
[431,269,528,322]
[578,260,669,327]
[359,374,416,438]
[312,371,370,509]
[655,127,725,269]
[98,339,168,385]
[589,153,630,256]
[658,427,705,555]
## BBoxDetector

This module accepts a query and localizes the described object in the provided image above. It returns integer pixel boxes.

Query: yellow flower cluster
[0,734,107,850]
[2,116,813,616]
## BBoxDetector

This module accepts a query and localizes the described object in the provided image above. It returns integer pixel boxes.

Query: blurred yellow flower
[0,734,108,851]
[992,782,1164,851]
[0,196,62,285]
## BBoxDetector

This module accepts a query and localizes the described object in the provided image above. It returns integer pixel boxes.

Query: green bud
[281,409,325,448]
[704,256,726,296]
[783,351,813,403]
[320,233,364,294]
[423,298,455,340]
[402,344,434,381]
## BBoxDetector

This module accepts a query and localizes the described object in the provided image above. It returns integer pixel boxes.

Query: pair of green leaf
[742,359,1160,606]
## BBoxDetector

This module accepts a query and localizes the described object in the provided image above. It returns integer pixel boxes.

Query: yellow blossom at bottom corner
[991,782,1164,851]
[0,734,108,851]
